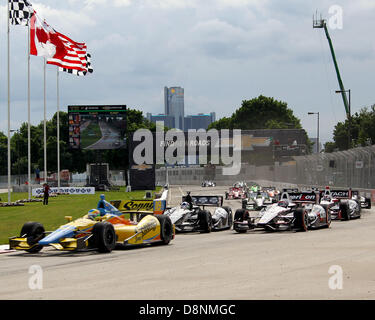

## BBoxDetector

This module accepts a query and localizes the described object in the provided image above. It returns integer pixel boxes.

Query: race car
[262,186,280,199]
[242,190,276,211]
[202,180,216,187]
[319,188,361,220]
[234,191,331,233]
[9,195,174,254]
[248,183,260,193]
[225,182,247,200]
[164,195,232,232]
[351,190,371,209]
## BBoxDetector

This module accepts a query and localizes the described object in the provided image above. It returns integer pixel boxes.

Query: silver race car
[201,180,216,187]
[234,191,331,233]
[164,195,232,232]
[242,191,276,211]
[320,188,361,220]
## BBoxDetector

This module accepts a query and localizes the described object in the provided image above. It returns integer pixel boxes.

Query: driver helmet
[88,209,100,219]
[278,200,289,208]
[181,201,190,209]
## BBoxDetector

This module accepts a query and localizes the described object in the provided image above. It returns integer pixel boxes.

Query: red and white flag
[30,13,89,73]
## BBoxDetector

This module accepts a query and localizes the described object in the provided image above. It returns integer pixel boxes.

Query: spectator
[43,183,50,205]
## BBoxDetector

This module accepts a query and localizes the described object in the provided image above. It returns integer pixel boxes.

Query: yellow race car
[9,195,174,253]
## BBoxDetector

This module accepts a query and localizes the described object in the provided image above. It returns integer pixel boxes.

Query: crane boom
[314,16,350,116]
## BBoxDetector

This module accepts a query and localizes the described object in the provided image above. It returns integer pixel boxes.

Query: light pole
[308,112,320,153]
[336,89,351,149]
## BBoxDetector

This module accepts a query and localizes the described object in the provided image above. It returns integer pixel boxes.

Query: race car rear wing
[326,189,352,199]
[285,192,319,204]
[182,195,224,207]
[282,188,299,193]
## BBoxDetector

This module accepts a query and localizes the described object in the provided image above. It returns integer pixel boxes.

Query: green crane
[313,14,351,148]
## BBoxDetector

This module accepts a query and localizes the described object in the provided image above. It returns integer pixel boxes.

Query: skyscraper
[164,86,184,130]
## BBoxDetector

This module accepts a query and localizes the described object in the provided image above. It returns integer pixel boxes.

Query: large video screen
[68,105,127,150]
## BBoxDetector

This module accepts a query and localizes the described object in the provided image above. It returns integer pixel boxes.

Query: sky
[0,0,375,145]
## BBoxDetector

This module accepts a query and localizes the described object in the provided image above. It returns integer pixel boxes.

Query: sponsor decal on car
[120,200,154,212]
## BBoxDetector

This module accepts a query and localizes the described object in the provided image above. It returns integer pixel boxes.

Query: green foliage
[209,95,303,131]
[325,105,375,152]
[208,95,312,152]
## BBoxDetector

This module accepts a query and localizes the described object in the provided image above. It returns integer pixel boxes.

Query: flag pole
[57,67,60,191]
[7,0,11,204]
[28,23,31,200]
[44,58,47,184]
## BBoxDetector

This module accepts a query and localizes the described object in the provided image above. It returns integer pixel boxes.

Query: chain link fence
[155,145,375,192]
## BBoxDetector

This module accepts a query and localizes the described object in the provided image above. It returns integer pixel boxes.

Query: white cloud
[0,0,374,144]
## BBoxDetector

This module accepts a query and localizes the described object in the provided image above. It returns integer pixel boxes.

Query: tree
[209,95,304,130]
[325,105,375,152]
[208,95,312,151]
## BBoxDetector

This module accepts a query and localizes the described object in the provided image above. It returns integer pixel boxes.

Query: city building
[146,86,216,131]
[146,113,175,128]
[184,113,216,130]
[164,86,185,130]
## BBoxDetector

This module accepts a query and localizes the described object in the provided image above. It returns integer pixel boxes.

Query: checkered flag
[59,53,94,77]
[9,0,34,26]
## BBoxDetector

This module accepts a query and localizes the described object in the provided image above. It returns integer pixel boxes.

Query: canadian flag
[30,13,88,72]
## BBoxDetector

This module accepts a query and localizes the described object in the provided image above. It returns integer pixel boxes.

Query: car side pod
[122,215,160,245]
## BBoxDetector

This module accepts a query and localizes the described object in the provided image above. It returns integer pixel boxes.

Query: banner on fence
[32,187,95,196]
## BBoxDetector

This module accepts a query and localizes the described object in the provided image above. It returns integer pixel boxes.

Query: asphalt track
[85,121,125,150]
[1,185,375,300]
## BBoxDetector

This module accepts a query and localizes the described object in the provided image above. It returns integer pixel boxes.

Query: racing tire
[233,209,249,233]
[340,201,350,221]
[90,222,116,253]
[222,206,233,229]
[365,198,372,209]
[20,222,45,253]
[198,210,212,233]
[156,215,173,245]
[293,208,308,232]
[234,209,246,222]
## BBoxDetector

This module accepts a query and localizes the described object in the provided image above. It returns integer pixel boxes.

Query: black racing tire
[198,210,212,233]
[222,206,233,229]
[293,208,308,232]
[234,209,245,221]
[340,201,350,221]
[234,225,247,233]
[20,222,45,253]
[156,215,173,245]
[365,198,372,209]
[90,222,116,253]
